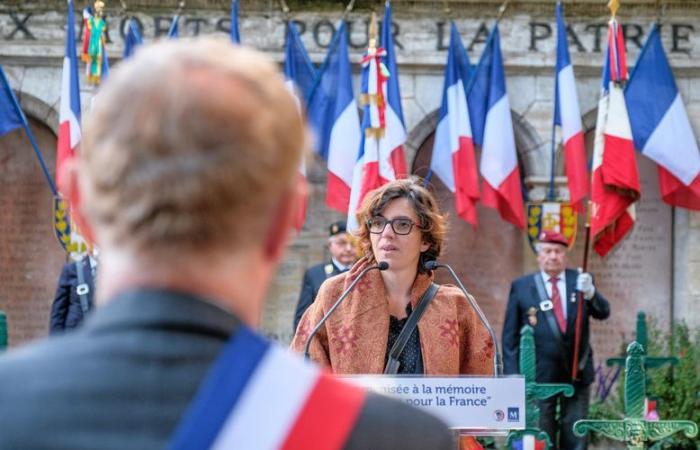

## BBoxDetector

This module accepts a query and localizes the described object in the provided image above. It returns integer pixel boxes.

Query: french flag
[379,2,408,180]
[346,26,389,229]
[468,25,525,229]
[307,22,361,214]
[626,24,700,211]
[168,327,366,450]
[511,436,546,450]
[590,17,640,257]
[431,23,479,226]
[56,0,82,192]
[554,2,588,213]
[284,21,317,231]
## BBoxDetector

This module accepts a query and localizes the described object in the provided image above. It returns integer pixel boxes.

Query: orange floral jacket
[290,258,494,376]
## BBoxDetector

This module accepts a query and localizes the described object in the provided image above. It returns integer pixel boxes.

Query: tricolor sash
[169,327,366,450]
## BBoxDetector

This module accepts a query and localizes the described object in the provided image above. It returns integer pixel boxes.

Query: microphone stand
[303,262,388,359]
[426,261,503,377]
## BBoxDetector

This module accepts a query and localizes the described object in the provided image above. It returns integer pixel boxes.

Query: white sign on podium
[345,376,526,430]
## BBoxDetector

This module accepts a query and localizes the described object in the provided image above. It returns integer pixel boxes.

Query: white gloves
[576,272,595,300]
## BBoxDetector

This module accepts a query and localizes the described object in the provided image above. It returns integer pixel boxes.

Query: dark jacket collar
[82,288,242,340]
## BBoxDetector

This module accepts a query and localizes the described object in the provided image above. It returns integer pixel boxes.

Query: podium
[345,375,526,433]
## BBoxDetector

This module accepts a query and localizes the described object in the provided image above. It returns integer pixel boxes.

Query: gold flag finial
[368,11,378,52]
[608,0,620,18]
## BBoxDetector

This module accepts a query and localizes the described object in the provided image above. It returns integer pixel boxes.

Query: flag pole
[0,68,58,196]
[548,2,560,201]
[573,0,621,381]
[571,200,591,381]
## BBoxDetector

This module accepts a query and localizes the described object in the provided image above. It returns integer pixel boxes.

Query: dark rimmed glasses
[367,217,421,235]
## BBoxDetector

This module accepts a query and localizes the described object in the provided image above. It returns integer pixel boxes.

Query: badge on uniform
[539,300,553,311]
[527,307,538,326]
[324,263,334,276]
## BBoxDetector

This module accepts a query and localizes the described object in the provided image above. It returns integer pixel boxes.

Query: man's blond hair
[80,39,305,254]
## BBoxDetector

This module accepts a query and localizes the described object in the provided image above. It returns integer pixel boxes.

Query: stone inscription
[1,11,697,58]
[0,119,65,347]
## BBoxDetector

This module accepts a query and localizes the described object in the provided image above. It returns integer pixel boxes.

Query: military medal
[527,307,538,326]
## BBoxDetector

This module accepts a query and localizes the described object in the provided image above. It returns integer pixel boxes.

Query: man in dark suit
[0,39,454,450]
[49,255,97,334]
[502,231,610,450]
[293,220,357,331]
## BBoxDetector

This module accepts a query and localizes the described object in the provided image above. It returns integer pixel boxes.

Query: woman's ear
[420,239,430,253]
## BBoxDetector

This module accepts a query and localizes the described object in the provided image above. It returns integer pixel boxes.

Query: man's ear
[263,186,297,263]
[59,158,96,246]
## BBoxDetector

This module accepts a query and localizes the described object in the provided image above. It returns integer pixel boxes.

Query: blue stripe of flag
[380,2,404,125]
[230,0,240,44]
[306,21,353,161]
[468,25,506,147]
[438,22,471,122]
[66,0,81,122]
[553,1,569,127]
[625,24,678,152]
[284,21,317,106]
[0,65,23,136]
[168,326,269,450]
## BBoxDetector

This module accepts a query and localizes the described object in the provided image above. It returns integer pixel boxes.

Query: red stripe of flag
[453,136,479,225]
[482,168,525,229]
[280,374,365,450]
[658,167,700,211]
[563,132,588,212]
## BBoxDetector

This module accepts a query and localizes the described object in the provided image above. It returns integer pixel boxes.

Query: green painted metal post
[574,342,698,449]
[506,325,574,449]
[607,312,678,371]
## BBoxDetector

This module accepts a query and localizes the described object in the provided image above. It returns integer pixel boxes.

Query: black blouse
[385,304,424,374]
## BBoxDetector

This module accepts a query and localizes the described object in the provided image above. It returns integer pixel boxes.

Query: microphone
[424,260,504,377]
[303,261,389,359]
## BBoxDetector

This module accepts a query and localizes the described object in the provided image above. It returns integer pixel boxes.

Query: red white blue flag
[431,23,479,226]
[168,327,366,450]
[554,2,588,213]
[511,435,546,450]
[307,22,361,214]
[590,16,640,257]
[56,0,82,193]
[468,25,525,229]
[347,6,408,230]
[626,24,700,210]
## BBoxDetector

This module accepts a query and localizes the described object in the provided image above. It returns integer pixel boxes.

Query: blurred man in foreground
[0,39,454,449]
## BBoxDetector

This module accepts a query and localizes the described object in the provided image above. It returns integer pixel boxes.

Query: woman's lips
[380,245,398,252]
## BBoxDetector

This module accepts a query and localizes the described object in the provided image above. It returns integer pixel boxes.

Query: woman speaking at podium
[291,178,493,377]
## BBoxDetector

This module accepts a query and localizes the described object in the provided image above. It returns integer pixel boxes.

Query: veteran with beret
[502,230,610,450]
[293,220,358,332]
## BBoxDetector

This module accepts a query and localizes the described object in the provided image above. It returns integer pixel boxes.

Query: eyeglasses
[367,217,421,235]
